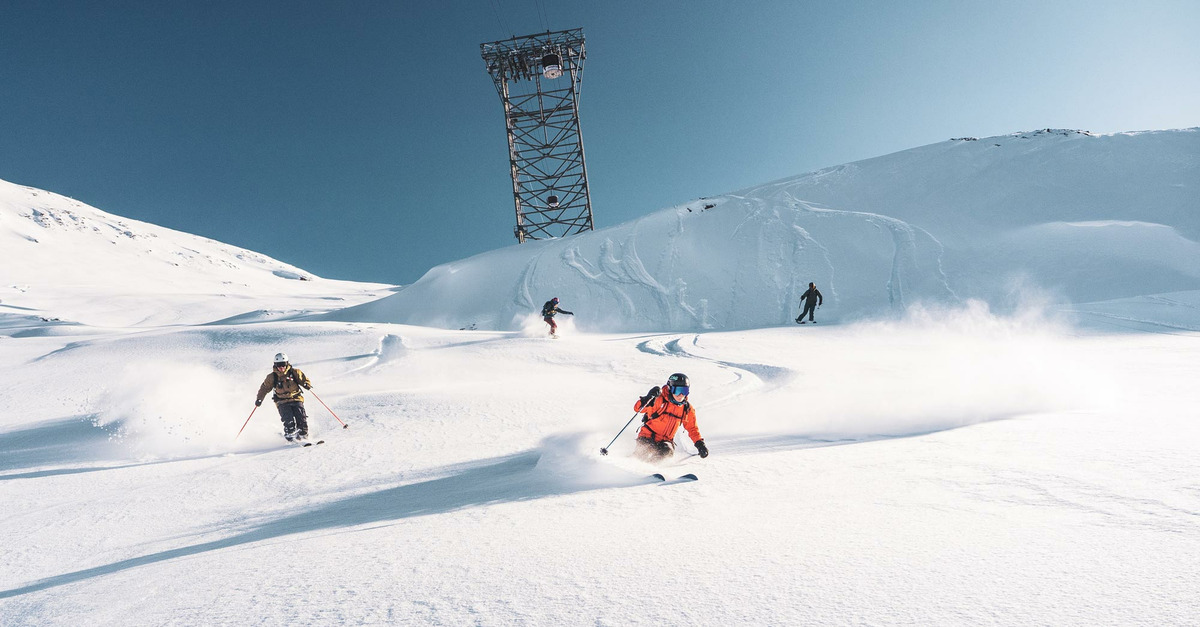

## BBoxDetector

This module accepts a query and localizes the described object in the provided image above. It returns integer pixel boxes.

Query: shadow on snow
[0,451,611,598]
[0,416,121,475]
[0,416,1026,598]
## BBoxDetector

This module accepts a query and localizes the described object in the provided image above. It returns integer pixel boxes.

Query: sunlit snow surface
[2,130,1199,625]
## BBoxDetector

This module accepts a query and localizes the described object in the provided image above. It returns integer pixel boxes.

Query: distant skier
[631,373,708,463]
[796,282,823,324]
[541,297,573,337]
[255,352,314,442]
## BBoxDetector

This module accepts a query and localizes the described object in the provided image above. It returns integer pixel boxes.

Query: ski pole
[600,413,640,456]
[235,405,259,440]
[307,388,349,429]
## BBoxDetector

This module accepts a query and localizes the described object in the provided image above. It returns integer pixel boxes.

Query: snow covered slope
[0,179,395,329]
[2,307,1197,625]
[329,128,1200,331]
[326,196,955,331]
[765,128,1200,304]
[2,129,1199,626]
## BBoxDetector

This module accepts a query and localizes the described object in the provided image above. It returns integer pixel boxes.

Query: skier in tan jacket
[255,352,313,442]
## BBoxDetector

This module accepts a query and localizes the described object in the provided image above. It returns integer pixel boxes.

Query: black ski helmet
[667,372,689,393]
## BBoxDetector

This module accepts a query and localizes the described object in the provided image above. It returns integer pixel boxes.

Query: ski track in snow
[1065,309,1200,336]
[724,185,959,316]
[635,333,795,406]
[776,196,957,309]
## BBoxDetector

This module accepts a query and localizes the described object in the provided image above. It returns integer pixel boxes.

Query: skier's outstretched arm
[256,375,273,406]
[633,386,661,413]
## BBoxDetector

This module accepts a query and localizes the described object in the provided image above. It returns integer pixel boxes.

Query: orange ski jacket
[634,392,702,444]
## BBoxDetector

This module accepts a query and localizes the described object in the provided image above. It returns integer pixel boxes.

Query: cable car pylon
[480,28,593,243]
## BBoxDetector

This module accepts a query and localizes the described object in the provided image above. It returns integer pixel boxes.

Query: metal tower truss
[481,28,593,243]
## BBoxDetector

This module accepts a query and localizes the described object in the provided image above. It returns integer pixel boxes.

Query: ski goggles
[670,386,689,396]
[274,362,288,368]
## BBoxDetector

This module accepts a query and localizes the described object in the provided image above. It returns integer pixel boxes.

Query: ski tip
[679,473,698,481]
[650,473,666,481]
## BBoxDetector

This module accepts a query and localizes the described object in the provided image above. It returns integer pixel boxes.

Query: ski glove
[255,399,262,407]
[638,386,661,408]
[695,440,709,458]
[561,310,574,315]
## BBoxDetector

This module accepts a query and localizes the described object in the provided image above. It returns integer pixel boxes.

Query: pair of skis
[649,472,698,484]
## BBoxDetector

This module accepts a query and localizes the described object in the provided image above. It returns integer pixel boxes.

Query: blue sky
[3,0,1198,284]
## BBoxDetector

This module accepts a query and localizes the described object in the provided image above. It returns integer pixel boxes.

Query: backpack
[646,396,690,428]
[272,369,303,390]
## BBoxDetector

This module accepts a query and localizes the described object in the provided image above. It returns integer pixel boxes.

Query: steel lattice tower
[481,29,593,243]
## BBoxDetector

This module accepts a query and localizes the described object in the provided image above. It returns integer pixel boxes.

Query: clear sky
[3,0,1198,284]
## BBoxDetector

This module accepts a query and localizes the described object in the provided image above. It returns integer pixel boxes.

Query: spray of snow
[376,333,408,362]
[514,312,577,338]
[705,300,1117,448]
[92,361,269,457]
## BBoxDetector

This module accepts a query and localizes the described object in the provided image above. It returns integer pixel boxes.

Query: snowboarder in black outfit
[255,352,314,442]
[541,297,573,337]
[796,282,823,324]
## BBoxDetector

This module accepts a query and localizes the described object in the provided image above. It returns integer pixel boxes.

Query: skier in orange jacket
[631,372,708,462]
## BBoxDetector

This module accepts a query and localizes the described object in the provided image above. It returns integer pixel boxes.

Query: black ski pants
[276,401,309,437]
[800,300,818,322]
[633,436,675,463]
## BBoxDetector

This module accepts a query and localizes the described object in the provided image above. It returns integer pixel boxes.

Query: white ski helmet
[274,352,289,364]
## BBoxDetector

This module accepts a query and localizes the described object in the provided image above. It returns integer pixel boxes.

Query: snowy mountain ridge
[3,181,301,275]
[0,179,394,329]
[325,126,1200,331]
